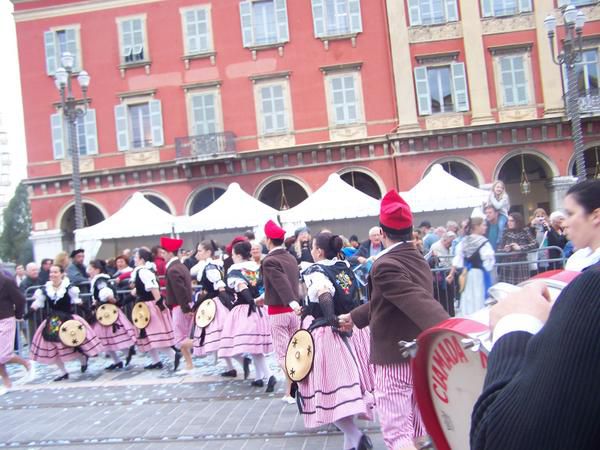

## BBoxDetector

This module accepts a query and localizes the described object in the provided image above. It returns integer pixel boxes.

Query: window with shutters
[50,109,98,160]
[480,0,532,18]
[239,0,289,48]
[114,99,164,151]
[574,49,599,95]
[311,0,362,38]
[186,88,223,137]
[323,71,364,126]
[117,16,149,64]
[258,84,288,134]
[496,54,530,107]
[180,5,213,56]
[407,0,459,26]
[414,63,469,115]
[252,77,295,148]
[43,26,82,75]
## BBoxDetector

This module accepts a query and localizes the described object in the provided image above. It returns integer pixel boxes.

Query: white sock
[107,351,121,364]
[224,357,235,371]
[335,416,362,449]
[253,354,269,380]
[149,349,161,364]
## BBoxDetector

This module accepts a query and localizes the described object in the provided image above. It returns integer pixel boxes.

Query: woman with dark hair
[447,217,495,316]
[151,245,167,288]
[564,179,600,271]
[29,264,103,381]
[298,232,373,450]
[497,212,538,285]
[191,240,235,371]
[88,259,137,370]
[218,241,275,391]
[131,249,176,369]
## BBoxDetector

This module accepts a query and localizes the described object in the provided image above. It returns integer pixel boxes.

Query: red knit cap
[160,236,183,253]
[226,236,248,255]
[380,190,413,231]
[264,219,285,240]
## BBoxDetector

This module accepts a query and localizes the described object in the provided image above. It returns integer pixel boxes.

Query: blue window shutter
[50,112,65,159]
[312,0,326,37]
[65,28,79,71]
[44,31,57,75]
[445,0,459,22]
[274,0,289,42]
[348,0,363,33]
[481,0,493,17]
[408,0,421,26]
[149,99,164,147]
[84,109,98,155]
[239,1,254,47]
[519,0,532,13]
[451,62,470,112]
[414,66,432,115]
[114,104,129,151]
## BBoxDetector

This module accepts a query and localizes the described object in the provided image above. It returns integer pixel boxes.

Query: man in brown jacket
[340,190,449,450]
[261,219,301,402]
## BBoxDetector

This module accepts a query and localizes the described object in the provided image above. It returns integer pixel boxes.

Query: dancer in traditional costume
[190,241,235,369]
[131,248,178,370]
[261,220,301,403]
[218,241,275,391]
[88,259,137,370]
[297,232,373,450]
[29,264,103,381]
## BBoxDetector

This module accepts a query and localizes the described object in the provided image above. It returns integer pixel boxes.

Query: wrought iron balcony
[175,132,237,161]
[577,88,600,117]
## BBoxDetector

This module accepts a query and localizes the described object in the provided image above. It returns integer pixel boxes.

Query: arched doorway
[340,171,382,199]
[188,187,226,215]
[497,154,552,219]
[143,194,172,214]
[257,178,309,211]
[435,161,479,187]
[570,146,600,179]
[60,203,106,249]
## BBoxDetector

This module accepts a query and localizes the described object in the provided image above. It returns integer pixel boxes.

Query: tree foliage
[0,182,33,264]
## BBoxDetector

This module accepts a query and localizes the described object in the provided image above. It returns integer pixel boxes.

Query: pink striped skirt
[0,317,17,364]
[30,314,104,364]
[192,297,230,357]
[91,309,137,352]
[217,304,273,358]
[172,305,194,347]
[135,302,175,352]
[349,325,376,420]
[268,311,300,368]
[297,326,367,428]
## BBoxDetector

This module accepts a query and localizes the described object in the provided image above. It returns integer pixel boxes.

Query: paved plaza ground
[1,349,384,449]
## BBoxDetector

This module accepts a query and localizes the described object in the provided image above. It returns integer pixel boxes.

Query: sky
[0,0,27,195]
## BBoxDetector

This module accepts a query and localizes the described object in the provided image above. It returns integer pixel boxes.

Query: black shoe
[144,362,163,370]
[357,434,373,450]
[243,356,251,380]
[251,379,264,387]
[54,373,69,382]
[105,362,124,371]
[80,356,89,373]
[173,350,182,372]
[265,375,277,393]
[220,369,237,378]
[125,346,135,367]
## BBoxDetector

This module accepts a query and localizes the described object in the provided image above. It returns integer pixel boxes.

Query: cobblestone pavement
[1,348,384,449]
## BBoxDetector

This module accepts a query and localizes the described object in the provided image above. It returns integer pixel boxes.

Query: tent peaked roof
[401,164,489,213]
[280,173,380,223]
[179,182,278,232]
[75,192,177,241]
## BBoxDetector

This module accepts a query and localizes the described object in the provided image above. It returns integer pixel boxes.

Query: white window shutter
[519,0,532,13]
[44,31,57,75]
[50,112,65,159]
[84,109,98,155]
[407,0,421,26]
[414,66,432,116]
[239,1,254,47]
[348,0,363,33]
[149,99,164,147]
[481,0,493,17]
[445,0,459,22]
[274,0,289,42]
[114,104,129,151]
[451,62,470,112]
[65,28,79,71]
[312,0,326,37]
[185,10,199,53]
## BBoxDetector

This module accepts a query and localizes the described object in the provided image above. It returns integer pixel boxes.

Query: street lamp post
[54,52,90,230]
[544,2,587,181]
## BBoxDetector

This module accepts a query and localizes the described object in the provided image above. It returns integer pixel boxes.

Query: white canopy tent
[178,182,279,233]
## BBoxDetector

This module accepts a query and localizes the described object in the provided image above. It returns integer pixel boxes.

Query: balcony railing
[577,88,600,116]
[175,132,237,160]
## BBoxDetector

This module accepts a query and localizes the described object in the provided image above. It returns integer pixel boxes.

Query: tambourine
[96,303,119,326]
[58,319,87,347]
[132,302,151,329]
[195,298,216,328]
[285,329,315,382]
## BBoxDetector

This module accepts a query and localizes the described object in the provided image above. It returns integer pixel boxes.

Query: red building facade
[11,0,600,257]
